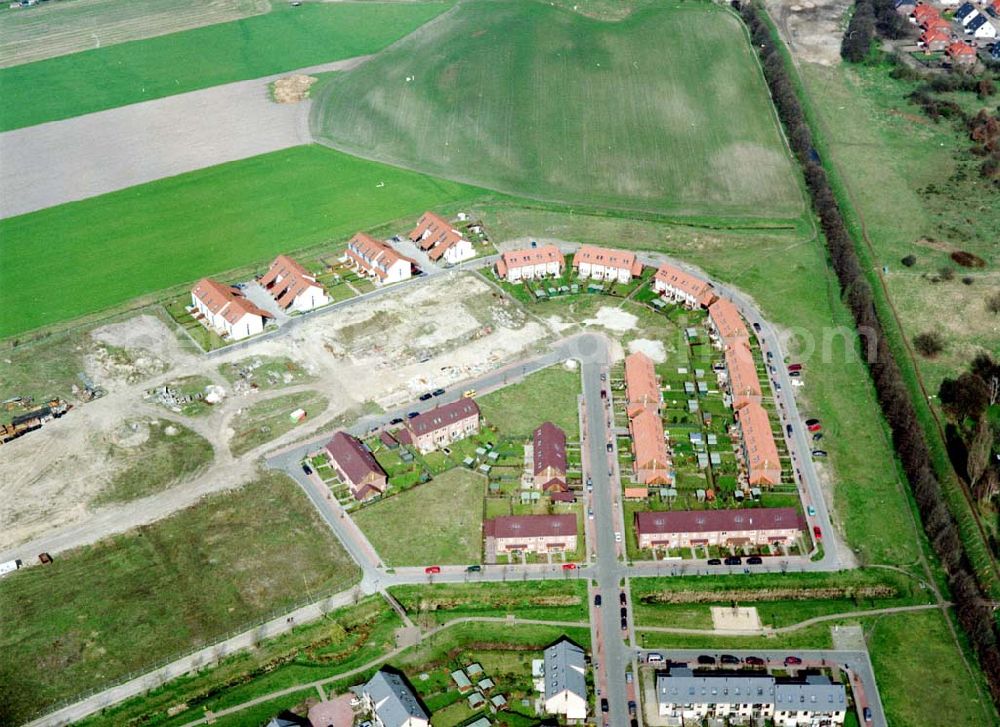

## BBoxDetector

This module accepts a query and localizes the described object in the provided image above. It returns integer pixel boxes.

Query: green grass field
[310,0,802,220]
[0,472,360,724]
[477,364,581,439]
[0,145,487,339]
[0,2,452,130]
[228,390,328,457]
[354,467,486,566]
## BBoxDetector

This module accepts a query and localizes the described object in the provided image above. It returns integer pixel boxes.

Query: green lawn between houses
[476,364,582,439]
[0,472,361,725]
[353,467,487,566]
[310,0,803,221]
[0,145,488,339]
[0,2,453,130]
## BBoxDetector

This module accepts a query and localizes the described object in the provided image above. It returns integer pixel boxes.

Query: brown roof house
[624,351,661,417]
[635,508,803,550]
[259,255,330,313]
[404,399,480,453]
[484,514,577,558]
[495,245,564,282]
[346,232,416,285]
[571,245,644,284]
[629,408,672,486]
[707,298,749,347]
[735,401,782,486]
[722,340,762,411]
[533,421,568,492]
[653,263,716,308]
[409,211,474,265]
[191,278,271,341]
[324,431,388,501]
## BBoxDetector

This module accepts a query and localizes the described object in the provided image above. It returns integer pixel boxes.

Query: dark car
[788,370,801,378]
[805,417,820,426]
[389,417,404,425]
[628,701,637,717]
[620,607,628,618]
[606,442,613,452]
[745,656,765,666]
[432,388,445,397]
[466,564,481,572]
[419,392,433,401]
[707,558,722,565]
[753,321,762,332]
[621,617,628,630]
[720,654,740,665]
[863,707,873,722]
[747,556,763,565]
[407,411,419,419]
[784,656,803,666]
[302,463,313,475]
[724,556,742,565]
[594,594,602,607]
[697,655,717,665]
[600,372,607,381]
[812,432,823,441]
[620,592,627,605]
[812,450,828,458]
[786,423,793,436]
[601,699,609,713]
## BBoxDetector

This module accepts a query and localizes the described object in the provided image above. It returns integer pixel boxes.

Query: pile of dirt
[272,75,318,104]
[951,250,987,268]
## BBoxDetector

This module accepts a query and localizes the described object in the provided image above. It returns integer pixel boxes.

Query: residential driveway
[0,56,369,220]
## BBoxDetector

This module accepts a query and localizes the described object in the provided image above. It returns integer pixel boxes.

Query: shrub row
[738,1,1000,708]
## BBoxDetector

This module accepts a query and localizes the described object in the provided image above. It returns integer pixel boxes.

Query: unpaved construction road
[0,56,369,220]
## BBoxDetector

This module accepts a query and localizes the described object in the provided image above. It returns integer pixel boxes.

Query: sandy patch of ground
[711,606,762,632]
[764,0,851,66]
[627,338,666,363]
[583,306,638,333]
[272,74,318,103]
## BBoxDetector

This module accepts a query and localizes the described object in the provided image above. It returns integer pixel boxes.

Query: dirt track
[0,56,369,220]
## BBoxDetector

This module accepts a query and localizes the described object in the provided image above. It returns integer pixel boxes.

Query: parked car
[628,701,637,717]
[38,552,53,565]
[466,564,481,572]
[588,508,594,520]
[620,606,628,618]
[863,707,873,722]
[425,566,441,574]
[606,442,613,452]
[407,411,419,419]
[747,556,763,565]
[647,652,664,663]
[620,592,627,605]
[784,656,803,666]
[302,463,313,475]
[586,476,593,491]
[432,388,445,397]
[600,389,607,400]
[745,656,765,666]
[419,392,432,401]
[807,422,822,433]
[813,525,823,540]
[805,418,820,426]
[766,351,774,361]
[753,321,762,332]
[788,370,801,378]
[389,417,404,425]
[697,655,717,665]
[601,699,609,713]
[707,558,722,565]
[615,532,622,543]
[594,594,602,607]
[812,450,828,458]
[562,563,577,570]
[621,617,628,630]
[626,671,634,683]
[812,432,823,441]
[786,424,793,436]
[720,654,740,665]
[463,389,476,398]
[787,363,803,372]
[807,505,816,517]
[724,556,742,565]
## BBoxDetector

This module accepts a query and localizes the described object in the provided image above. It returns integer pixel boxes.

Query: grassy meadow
[0,472,360,724]
[310,0,803,220]
[0,145,488,338]
[0,1,452,130]
[477,364,582,439]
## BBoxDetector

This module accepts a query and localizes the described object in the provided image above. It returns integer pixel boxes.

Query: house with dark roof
[540,638,587,721]
[259,255,329,312]
[409,211,474,265]
[404,399,480,453]
[361,669,430,727]
[323,431,388,501]
[635,508,803,550]
[894,0,916,14]
[533,421,568,492]
[955,2,979,25]
[484,514,578,556]
[968,13,997,38]
[190,278,270,341]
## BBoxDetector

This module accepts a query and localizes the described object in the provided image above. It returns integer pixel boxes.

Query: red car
[562,563,577,571]
[425,565,441,574]
[807,423,822,433]
[787,363,803,372]
[813,526,823,540]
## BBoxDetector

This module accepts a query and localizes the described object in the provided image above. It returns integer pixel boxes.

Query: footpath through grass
[353,468,486,566]
[0,145,488,339]
[0,2,452,130]
[0,471,360,724]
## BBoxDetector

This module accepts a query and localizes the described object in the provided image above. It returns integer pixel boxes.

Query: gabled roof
[324,431,386,487]
[955,2,977,19]
[913,4,940,22]
[191,278,270,324]
[347,232,415,279]
[363,670,429,726]
[485,514,577,539]
[968,14,993,30]
[630,408,671,474]
[533,421,567,477]
[410,211,467,260]
[624,351,660,416]
[571,245,643,276]
[407,399,480,437]
[724,340,762,407]
[920,28,950,43]
[653,263,714,304]
[708,298,749,343]
[499,244,563,274]
[947,40,978,56]
[736,401,782,484]
[543,639,587,702]
[635,507,803,536]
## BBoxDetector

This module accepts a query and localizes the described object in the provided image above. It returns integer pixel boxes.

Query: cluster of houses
[656,667,847,727]
[321,399,482,502]
[624,350,673,491]
[635,508,804,551]
[908,0,999,65]
[494,243,644,284]
[410,211,476,265]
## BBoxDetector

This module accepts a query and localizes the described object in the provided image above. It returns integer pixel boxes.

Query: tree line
[737,0,1000,708]
[841,0,908,63]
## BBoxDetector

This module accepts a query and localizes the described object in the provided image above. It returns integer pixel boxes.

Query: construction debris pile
[0,399,71,444]
[228,358,297,394]
[144,384,205,412]
[271,74,317,104]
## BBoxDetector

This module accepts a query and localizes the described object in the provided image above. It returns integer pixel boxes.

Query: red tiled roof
[913,4,939,23]
[191,278,270,324]
[410,211,466,259]
[407,399,480,437]
[624,487,649,499]
[634,508,803,536]
[571,245,642,276]
[324,431,386,488]
[947,41,977,56]
[654,263,714,305]
[708,298,749,343]
[724,341,762,409]
[347,232,415,280]
[485,514,577,539]
[920,28,950,43]
[498,245,563,274]
[630,408,671,484]
[923,18,951,33]
[624,351,660,416]
[736,401,782,486]
[259,255,325,310]
[533,421,567,478]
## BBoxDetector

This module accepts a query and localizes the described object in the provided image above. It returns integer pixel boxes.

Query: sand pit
[711,606,763,632]
[272,74,318,103]
[583,306,637,333]
[628,338,666,362]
